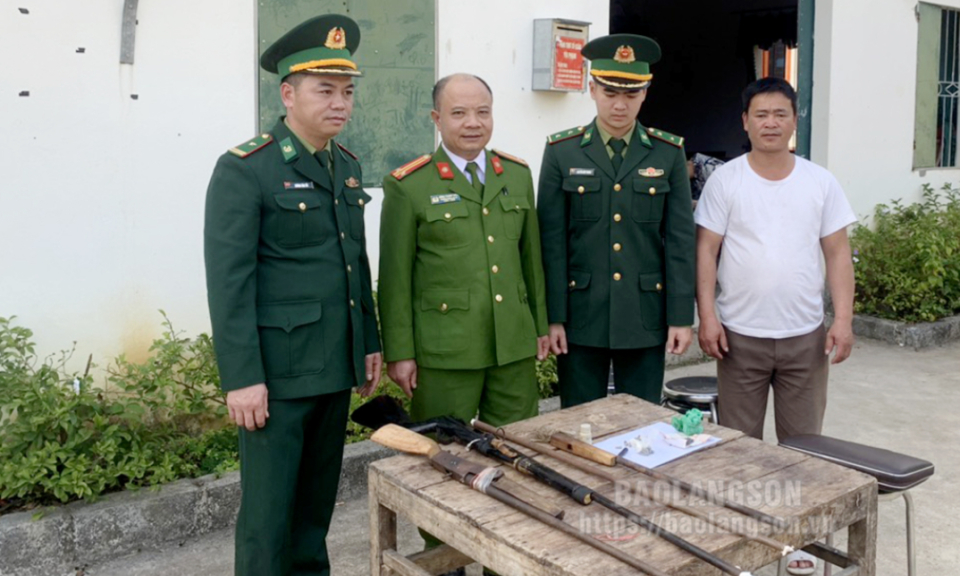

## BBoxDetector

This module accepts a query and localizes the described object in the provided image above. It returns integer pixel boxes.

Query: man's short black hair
[741,77,797,115]
[432,74,493,110]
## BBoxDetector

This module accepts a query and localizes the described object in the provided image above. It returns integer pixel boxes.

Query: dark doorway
[610,0,799,162]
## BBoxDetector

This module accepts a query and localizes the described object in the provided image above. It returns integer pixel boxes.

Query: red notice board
[553,36,586,91]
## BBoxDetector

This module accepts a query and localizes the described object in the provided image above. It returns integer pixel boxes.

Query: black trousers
[557,342,667,408]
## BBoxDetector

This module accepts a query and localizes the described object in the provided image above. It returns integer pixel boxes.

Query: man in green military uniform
[538,34,695,408]
[204,14,381,576]
[379,73,549,429]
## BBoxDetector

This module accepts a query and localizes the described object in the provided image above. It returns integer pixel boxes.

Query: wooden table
[369,395,877,576]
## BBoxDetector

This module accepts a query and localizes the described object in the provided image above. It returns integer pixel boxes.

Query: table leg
[369,473,398,576]
[847,489,878,576]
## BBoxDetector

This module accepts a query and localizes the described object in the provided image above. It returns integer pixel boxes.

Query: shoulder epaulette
[336,141,358,160]
[547,125,586,145]
[645,127,685,148]
[390,154,432,180]
[492,149,528,167]
[229,133,273,158]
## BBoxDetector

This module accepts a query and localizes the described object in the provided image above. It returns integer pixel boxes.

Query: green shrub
[536,355,559,399]
[850,183,960,322]
[0,314,237,507]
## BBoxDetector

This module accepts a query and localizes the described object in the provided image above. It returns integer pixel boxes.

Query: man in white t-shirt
[696,78,856,575]
[695,78,856,442]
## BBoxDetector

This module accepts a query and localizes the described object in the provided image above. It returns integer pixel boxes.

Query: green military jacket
[204,119,380,399]
[537,119,695,349]
[378,146,549,369]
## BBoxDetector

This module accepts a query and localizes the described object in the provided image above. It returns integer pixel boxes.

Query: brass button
[613,243,622,252]
[482,207,490,215]
[492,265,499,273]
[334,199,339,205]
[613,272,622,281]
[495,294,503,303]
[487,235,494,243]
[444,212,452,220]
[440,303,448,312]
[577,186,585,194]
[350,299,355,307]
[347,265,352,273]
[649,187,656,195]
[656,282,663,291]
[569,280,576,288]
[298,202,307,212]
[340,232,346,240]
[358,199,365,207]
[515,204,520,210]
[613,183,622,192]
[261,133,269,138]
[614,213,622,222]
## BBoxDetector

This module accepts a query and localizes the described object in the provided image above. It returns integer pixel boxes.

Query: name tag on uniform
[284,181,315,190]
[569,168,596,176]
[430,193,461,205]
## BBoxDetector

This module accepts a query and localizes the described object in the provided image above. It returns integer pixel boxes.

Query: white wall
[0,0,256,368]
[811,0,960,223]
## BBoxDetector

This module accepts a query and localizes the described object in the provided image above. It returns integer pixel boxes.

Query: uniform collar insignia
[491,156,504,175]
[436,162,455,180]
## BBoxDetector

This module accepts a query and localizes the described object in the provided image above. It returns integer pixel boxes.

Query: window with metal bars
[916,3,960,168]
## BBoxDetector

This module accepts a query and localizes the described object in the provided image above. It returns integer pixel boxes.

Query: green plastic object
[672,408,703,436]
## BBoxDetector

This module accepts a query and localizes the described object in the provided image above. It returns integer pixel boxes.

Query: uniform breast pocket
[343,188,372,240]
[562,177,602,222]
[419,202,472,248]
[632,177,671,223]
[499,194,530,240]
[274,193,325,247]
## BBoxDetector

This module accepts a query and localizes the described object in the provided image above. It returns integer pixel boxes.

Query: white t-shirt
[694,155,857,339]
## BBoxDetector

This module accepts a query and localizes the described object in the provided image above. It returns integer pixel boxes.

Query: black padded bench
[779,435,935,576]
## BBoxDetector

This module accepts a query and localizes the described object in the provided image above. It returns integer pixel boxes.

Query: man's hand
[548,323,568,355]
[226,383,269,431]
[698,315,728,360]
[825,319,854,364]
[358,352,384,397]
[387,359,418,398]
[537,336,550,361]
[666,326,693,355]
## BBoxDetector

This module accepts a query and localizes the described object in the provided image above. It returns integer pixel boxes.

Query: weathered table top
[369,395,877,576]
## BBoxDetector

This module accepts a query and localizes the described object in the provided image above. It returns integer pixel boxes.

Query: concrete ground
[80,337,959,576]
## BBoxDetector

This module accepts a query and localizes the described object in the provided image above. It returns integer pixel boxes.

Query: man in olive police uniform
[204,14,381,576]
[538,34,695,407]
[378,74,549,429]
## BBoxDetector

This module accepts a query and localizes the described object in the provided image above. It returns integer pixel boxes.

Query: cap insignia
[613,45,636,64]
[325,27,346,50]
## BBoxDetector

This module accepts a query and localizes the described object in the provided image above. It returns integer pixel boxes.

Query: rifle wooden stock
[372,424,442,458]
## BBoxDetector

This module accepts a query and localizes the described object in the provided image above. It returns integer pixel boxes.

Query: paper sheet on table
[593,422,721,468]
